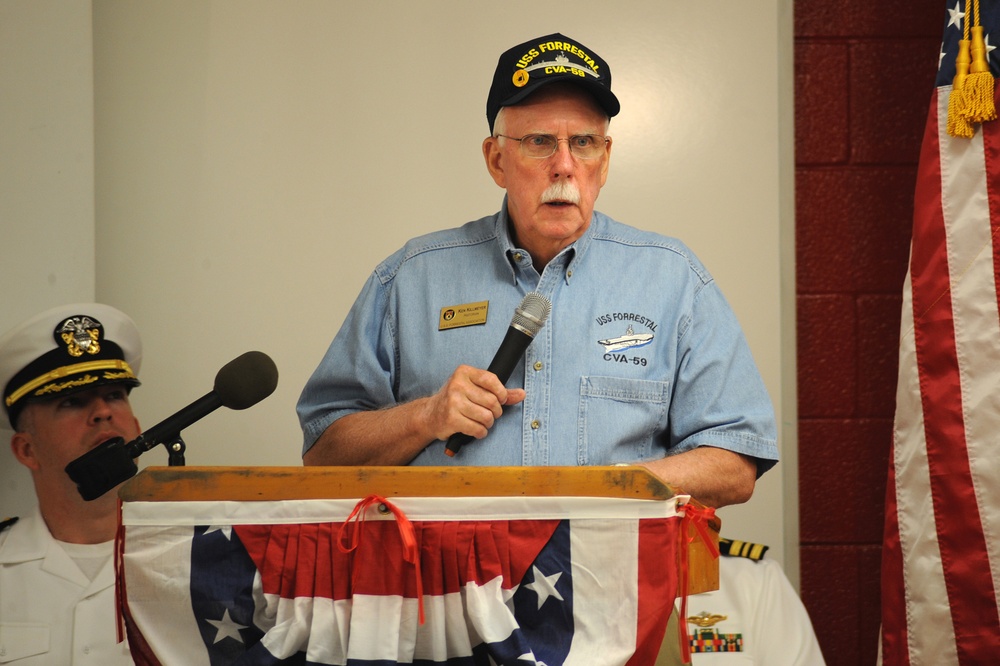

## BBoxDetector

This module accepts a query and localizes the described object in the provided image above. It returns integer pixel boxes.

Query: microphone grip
[65,437,138,501]
[485,327,533,383]
[444,327,534,457]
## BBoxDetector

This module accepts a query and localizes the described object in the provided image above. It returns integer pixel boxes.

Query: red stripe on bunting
[626,515,680,665]
[235,520,559,601]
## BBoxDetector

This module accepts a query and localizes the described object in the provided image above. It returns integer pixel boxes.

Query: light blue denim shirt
[297,202,778,474]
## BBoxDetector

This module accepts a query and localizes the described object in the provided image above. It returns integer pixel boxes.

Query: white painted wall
[2,0,797,578]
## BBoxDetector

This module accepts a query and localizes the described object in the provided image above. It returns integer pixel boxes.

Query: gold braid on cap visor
[5,359,136,408]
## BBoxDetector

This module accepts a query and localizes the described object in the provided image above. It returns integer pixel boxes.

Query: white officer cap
[0,303,142,428]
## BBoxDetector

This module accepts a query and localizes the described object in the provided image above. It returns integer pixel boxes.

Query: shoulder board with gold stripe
[719,537,768,561]
[0,516,19,533]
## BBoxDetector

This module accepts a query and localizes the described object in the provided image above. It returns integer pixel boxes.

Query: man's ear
[599,135,613,187]
[10,432,40,472]
[483,136,507,188]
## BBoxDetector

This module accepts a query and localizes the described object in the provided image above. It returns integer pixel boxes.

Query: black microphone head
[213,351,279,410]
[511,292,552,337]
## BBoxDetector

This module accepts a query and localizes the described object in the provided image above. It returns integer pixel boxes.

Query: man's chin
[536,208,588,232]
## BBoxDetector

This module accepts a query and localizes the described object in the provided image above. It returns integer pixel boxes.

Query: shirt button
[513,252,523,262]
[567,269,573,278]
[531,420,541,430]
[533,361,543,371]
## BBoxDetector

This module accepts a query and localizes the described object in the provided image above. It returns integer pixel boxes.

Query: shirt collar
[494,195,598,284]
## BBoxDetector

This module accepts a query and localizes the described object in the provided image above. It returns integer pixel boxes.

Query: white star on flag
[948,1,965,28]
[984,33,997,58]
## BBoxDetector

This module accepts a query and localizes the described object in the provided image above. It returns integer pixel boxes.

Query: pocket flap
[0,623,50,662]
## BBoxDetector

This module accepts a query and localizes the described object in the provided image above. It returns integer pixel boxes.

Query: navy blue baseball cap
[486,33,620,132]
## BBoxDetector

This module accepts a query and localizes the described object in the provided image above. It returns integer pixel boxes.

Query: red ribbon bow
[338,495,425,625]
[677,502,720,661]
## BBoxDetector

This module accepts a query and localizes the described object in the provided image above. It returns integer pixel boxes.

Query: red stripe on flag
[985,100,1000,309]
[881,433,909,664]
[914,100,1000,663]
[883,78,1000,663]
[880,89,942,666]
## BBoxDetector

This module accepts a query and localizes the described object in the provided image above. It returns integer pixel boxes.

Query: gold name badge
[439,300,489,330]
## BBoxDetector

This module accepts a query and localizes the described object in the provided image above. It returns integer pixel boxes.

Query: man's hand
[419,364,526,442]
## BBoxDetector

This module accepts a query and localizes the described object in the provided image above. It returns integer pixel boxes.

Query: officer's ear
[10,431,40,472]
[9,404,41,472]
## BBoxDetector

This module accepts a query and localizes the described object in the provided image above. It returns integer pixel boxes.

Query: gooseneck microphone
[444,292,552,457]
[66,350,279,500]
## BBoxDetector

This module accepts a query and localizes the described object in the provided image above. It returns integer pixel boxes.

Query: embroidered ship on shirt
[598,325,654,353]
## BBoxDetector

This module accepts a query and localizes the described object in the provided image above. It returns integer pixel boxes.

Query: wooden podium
[118,465,719,664]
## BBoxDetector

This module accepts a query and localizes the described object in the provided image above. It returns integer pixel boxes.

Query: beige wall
[0,0,96,520]
[2,0,797,577]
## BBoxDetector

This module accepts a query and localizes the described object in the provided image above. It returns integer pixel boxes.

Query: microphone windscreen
[511,292,552,337]
[213,351,279,410]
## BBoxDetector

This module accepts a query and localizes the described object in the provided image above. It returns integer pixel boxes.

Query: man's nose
[90,397,114,422]
[550,139,577,173]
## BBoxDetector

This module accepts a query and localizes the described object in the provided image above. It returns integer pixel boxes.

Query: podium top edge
[119,465,686,504]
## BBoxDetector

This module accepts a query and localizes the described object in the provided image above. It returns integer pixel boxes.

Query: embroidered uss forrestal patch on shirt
[439,301,489,331]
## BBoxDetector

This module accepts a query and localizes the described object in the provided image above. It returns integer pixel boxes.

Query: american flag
[880,1,1000,663]
[118,495,685,665]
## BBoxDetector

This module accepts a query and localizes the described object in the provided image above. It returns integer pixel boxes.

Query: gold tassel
[961,25,997,123]
[948,39,975,138]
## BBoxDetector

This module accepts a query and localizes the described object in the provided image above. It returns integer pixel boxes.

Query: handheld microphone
[65,350,279,500]
[444,292,551,457]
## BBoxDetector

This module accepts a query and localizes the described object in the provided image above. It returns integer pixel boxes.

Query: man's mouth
[92,431,121,448]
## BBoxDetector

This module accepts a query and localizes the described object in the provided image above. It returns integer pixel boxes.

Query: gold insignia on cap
[34,374,101,398]
[512,69,529,88]
[57,315,103,357]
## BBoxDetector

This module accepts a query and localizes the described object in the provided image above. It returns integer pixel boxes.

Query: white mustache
[540,180,581,205]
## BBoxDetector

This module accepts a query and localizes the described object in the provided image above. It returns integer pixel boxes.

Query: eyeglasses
[494,133,609,159]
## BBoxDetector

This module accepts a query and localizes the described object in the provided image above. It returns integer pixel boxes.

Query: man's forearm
[640,446,757,508]
[302,399,436,466]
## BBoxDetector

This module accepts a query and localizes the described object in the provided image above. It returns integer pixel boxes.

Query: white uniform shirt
[678,555,826,665]
[0,509,133,665]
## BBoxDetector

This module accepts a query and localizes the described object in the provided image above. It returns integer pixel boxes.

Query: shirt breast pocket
[0,622,50,662]
[578,375,669,464]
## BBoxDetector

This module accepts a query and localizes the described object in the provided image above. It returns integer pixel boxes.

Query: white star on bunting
[524,565,564,610]
[206,608,247,644]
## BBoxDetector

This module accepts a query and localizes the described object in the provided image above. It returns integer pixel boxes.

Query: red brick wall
[794,1,941,662]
